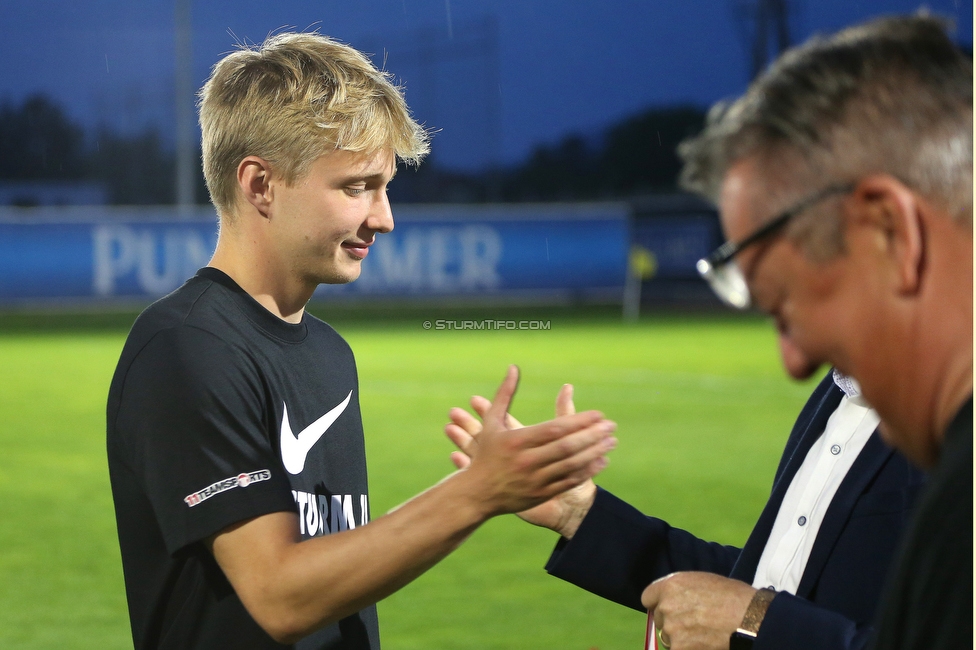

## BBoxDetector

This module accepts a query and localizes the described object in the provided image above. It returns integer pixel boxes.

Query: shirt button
[797,516,807,526]
[830,444,842,455]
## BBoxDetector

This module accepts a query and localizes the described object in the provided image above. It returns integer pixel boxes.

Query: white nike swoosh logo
[280,390,353,475]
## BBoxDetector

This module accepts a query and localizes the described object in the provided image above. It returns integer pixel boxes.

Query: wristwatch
[729,587,776,650]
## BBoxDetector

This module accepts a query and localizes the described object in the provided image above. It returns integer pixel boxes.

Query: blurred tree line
[0,93,704,206]
[389,106,705,203]
[0,94,205,205]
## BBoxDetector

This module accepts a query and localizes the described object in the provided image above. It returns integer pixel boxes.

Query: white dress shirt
[751,371,880,594]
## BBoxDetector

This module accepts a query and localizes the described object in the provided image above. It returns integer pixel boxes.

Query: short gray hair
[679,14,972,249]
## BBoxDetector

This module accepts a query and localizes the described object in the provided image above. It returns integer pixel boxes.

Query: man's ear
[851,174,924,295]
[237,156,274,217]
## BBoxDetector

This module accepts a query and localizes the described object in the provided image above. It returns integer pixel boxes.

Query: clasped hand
[642,572,757,650]
[445,373,612,537]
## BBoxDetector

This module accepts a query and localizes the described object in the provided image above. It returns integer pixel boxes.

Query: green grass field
[0,308,820,649]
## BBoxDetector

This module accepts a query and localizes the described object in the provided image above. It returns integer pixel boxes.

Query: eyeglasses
[697,183,855,309]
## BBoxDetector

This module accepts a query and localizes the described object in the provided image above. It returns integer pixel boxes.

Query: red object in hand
[645,613,658,650]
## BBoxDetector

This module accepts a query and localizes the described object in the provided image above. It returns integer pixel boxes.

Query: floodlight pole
[175,0,195,215]
[751,0,790,79]
[734,0,792,79]
[361,17,502,175]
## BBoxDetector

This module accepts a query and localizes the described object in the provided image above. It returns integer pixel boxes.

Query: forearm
[547,489,742,610]
[216,393,615,642]
[214,470,491,643]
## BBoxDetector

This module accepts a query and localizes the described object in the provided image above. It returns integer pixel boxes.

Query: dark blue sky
[3,1,972,170]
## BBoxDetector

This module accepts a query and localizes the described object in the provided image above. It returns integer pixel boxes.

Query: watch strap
[729,587,777,648]
[739,587,776,634]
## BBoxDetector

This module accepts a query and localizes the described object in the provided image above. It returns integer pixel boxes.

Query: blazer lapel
[793,431,893,598]
[730,379,844,583]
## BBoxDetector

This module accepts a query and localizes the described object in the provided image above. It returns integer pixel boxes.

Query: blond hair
[199,32,429,217]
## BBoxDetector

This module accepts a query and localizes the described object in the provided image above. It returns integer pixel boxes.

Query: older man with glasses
[672,12,971,650]
[449,13,969,650]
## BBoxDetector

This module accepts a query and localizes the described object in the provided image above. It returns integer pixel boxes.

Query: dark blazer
[545,373,925,650]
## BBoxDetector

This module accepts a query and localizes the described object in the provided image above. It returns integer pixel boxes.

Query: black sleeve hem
[166,489,299,556]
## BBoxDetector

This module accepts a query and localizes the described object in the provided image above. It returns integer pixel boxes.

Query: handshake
[442,365,614,538]
[443,366,763,650]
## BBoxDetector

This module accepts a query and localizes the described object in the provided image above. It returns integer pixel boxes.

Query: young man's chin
[316,263,362,286]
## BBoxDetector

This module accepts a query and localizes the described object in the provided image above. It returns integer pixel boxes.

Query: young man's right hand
[446,373,605,538]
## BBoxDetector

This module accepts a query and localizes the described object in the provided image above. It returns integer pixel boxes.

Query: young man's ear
[850,174,924,295]
[237,156,274,216]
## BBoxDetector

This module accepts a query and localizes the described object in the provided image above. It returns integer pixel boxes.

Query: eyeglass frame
[696,183,856,309]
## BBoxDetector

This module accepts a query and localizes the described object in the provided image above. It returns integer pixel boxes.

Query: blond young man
[106,33,616,650]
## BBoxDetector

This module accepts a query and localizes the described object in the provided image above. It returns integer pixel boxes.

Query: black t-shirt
[107,268,379,650]
[869,397,973,650]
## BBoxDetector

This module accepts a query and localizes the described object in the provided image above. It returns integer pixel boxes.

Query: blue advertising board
[631,213,721,280]
[0,204,629,305]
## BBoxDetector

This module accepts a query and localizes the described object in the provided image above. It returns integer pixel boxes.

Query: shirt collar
[832,368,861,399]
[831,368,873,408]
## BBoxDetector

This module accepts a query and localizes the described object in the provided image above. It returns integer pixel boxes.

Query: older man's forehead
[719,158,768,234]
[722,155,813,232]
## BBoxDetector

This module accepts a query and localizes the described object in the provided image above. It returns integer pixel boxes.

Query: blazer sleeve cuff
[754,591,871,650]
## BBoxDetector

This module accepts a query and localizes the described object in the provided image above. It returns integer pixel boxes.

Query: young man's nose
[367,191,394,233]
